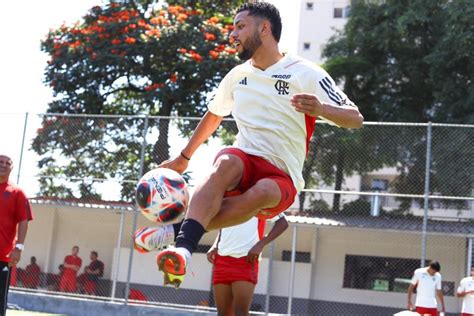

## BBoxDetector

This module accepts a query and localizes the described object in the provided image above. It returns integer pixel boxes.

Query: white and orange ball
[135,168,189,224]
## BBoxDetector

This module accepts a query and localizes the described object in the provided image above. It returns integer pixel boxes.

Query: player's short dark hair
[236,2,282,42]
[91,251,98,257]
[429,261,441,272]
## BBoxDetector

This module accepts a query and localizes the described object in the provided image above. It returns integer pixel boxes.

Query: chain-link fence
[2,113,473,315]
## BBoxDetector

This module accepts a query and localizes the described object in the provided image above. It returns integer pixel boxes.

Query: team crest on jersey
[274,80,289,95]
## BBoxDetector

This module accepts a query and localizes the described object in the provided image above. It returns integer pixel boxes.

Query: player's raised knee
[212,154,244,181]
[251,179,281,207]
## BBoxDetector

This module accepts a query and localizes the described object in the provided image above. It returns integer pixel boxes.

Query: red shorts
[212,254,258,285]
[415,306,438,316]
[461,313,474,316]
[215,147,297,219]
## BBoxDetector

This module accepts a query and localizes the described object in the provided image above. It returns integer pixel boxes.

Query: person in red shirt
[78,251,104,295]
[59,246,82,293]
[23,256,41,289]
[0,154,33,316]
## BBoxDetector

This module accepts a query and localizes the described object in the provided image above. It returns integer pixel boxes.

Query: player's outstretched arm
[247,216,289,263]
[159,111,223,174]
[290,93,363,129]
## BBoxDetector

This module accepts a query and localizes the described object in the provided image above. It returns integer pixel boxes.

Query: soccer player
[154,2,363,287]
[407,261,446,316]
[0,153,33,316]
[207,214,288,316]
[59,246,82,293]
[457,266,474,316]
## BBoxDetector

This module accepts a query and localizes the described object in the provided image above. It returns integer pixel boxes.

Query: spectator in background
[48,264,64,291]
[457,266,474,316]
[0,153,33,316]
[79,251,104,295]
[59,246,82,293]
[407,261,445,316]
[23,256,41,289]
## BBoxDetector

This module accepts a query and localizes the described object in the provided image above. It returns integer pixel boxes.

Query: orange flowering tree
[34,0,244,200]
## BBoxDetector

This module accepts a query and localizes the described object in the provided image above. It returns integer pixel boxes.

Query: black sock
[172,221,183,240]
[175,218,206,254]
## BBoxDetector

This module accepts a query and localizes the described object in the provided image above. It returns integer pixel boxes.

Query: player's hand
[407,302,414,311]
[290,93,323,117]
[247,242,264,263]
[207,248,217,264]
[158,155,189,174]
[8,248,22,267]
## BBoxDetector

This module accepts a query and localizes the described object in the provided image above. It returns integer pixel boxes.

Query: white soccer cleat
[134,225,175,253]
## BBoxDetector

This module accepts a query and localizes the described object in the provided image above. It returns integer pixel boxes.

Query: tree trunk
[153,100,172,164]
[299,191,306,213]
[332,148,345,213]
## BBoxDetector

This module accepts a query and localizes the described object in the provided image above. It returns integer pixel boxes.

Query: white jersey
[217,214,284,258]
[208,54,354,191]
[457,277,474,314]
[410,267,442,308]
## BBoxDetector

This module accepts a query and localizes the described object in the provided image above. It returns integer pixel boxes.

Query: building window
[334,6,351,18]
[371,179,388,191]
[303,42,311,50]
[343,255,455,295]
[306,2,314,10]
[282,250,311,263]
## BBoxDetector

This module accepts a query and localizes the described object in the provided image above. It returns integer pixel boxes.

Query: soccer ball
[135,168,189,224]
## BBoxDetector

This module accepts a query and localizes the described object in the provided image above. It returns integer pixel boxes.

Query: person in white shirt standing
[457,266,474,316]
[207,214,288,316]
[407,261,446,316]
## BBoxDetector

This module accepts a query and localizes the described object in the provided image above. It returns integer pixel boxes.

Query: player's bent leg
[206,178,281,230]
[185,153,244,228]
[214,284,234,316]
[231,281,256,316]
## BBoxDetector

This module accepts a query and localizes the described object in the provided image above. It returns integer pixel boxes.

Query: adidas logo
[2,266,8,272]
[239,77,247,85]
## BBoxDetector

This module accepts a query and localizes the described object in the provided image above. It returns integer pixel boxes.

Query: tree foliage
[307,0,473,213]
[33,0,244,200]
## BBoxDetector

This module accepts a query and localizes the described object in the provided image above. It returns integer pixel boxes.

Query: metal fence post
[111,210,126,300]
[264,241,275,315]
[421,122,432,267]
[287,225,298,314]
[17,112,29,185]
[124,115,149,304]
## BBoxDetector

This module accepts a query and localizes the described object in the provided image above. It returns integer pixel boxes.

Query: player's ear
[260,20,270,36]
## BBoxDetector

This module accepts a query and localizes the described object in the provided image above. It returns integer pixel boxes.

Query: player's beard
[238,29,262,61]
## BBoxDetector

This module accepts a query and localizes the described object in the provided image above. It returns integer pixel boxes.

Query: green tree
[315,0,473,213]
[33,0,244,200]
